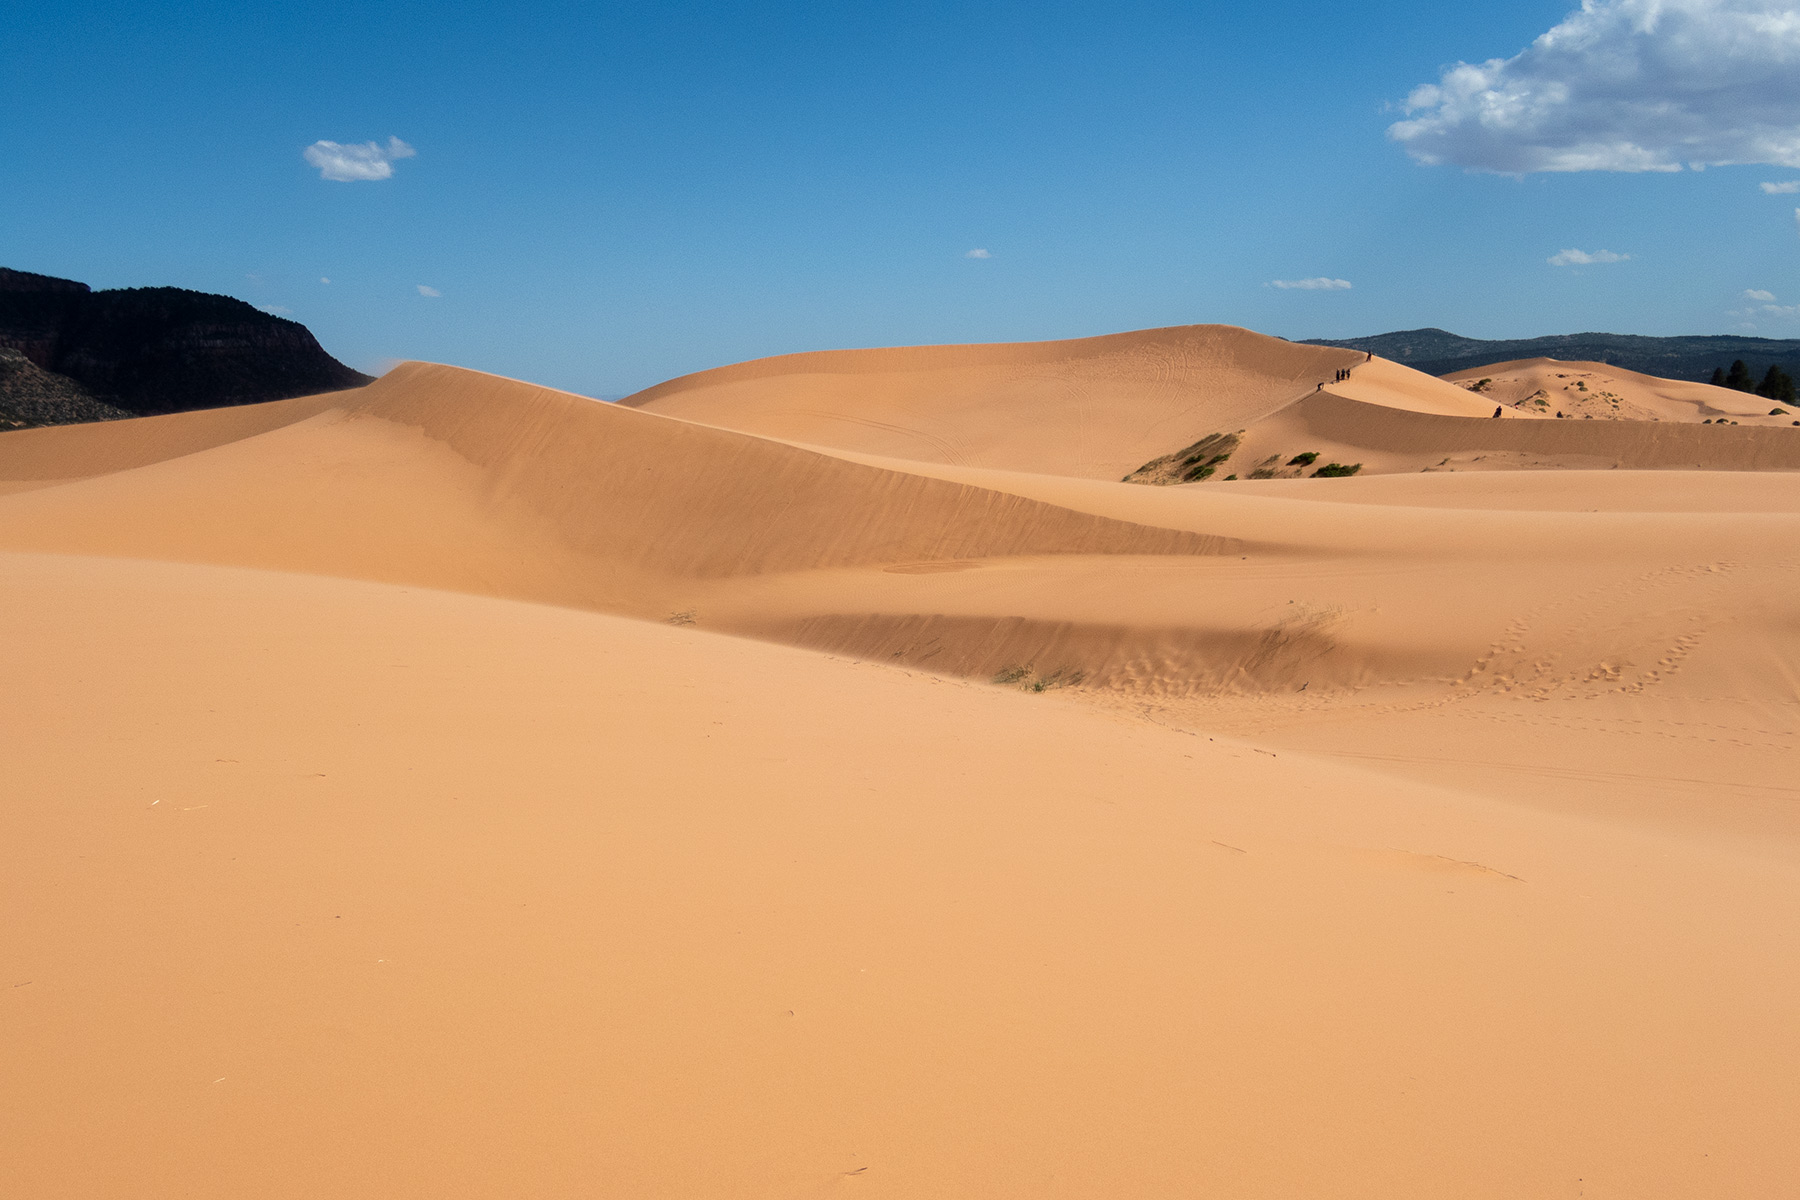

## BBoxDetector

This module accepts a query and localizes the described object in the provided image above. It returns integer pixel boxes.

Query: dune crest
[0,361,1232,618]
[623,324,1368,479]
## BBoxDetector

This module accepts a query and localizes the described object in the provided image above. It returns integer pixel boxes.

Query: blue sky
[4,0,1799,397]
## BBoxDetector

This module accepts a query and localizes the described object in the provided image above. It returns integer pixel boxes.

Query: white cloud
[1548,248,1629,266]
[416,284,441,297]
[1389,0,1800,173]
[1794,206,1800,233]
[320,277,331,284]
[1763,303,1800,316]
[1744,288,1777,300]
[965,248,992,259]
[304,136,416,182]
[1267,277,1352,290]
[1761,180,1800,192]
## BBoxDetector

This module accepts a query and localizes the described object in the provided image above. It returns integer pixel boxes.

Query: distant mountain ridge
[0,266,370,427]
[1303,327,1800,383]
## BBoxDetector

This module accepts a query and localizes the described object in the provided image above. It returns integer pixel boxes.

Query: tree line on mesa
[1711,360,1796,404]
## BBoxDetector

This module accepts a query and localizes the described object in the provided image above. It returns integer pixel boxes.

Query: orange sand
[1444,357,1797,426]
[3,327,1798,1198]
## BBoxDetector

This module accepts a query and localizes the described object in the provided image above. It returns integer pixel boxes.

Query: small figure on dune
[1493,406,1502,418]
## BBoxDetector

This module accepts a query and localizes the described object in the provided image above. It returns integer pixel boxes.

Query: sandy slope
[1219,389,1800,479]
[1444,357,1797,425]
[1321,351,1523,418]
[621,324,1372,479]
[1,360,1793,826]
[1229,468,1800,511]
[0,363,1226,619]
[4,552,1796,1200]
[4,349,1800,1196]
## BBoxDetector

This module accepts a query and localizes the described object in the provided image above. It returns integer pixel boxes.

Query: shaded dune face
[0,362,1234,619]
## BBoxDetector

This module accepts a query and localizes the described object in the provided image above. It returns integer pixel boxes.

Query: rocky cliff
[0,267,371,423]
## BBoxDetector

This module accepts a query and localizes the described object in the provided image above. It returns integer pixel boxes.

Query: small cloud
[965,248,992,259]
[259,305,293,315]
[1761,181,1800,194]
[1744,289,1777,302]
[1267,277,1352,290]
[1794,206,1800,234]
[1548,248,1628,266]
[1763,303,1800,317]
[320,277,331,285]
[304,136,416,182]
[416,284,441,297]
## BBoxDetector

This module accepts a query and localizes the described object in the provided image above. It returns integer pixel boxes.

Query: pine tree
[1725,360,1755,391]
[1709,367,1726,387]
[1756,364,1796,404]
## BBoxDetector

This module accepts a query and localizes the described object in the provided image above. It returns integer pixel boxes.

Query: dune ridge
[622,324,1797,485]
[1444,357,1798,425]
[1223,387,1800,477]
[0,362,1233,618]
[622,323,1370,479]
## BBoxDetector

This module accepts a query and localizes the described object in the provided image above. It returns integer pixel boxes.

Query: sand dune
[1321,351,1524,418]
[0,387,354,483]
[0,362,1228,618]
[1219,388,1800,478]
[1229,467,1800,511]
[1444,357,1797,425]
[623,327,1800,486]
[5,551,1797,1200]
[622,324,1370,479]
[5,333,1800,1197]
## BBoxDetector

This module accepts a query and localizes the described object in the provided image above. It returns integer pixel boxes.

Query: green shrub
[993,664,1085,692]
[1312,462,1362,478]
[1287,451,1320,466]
